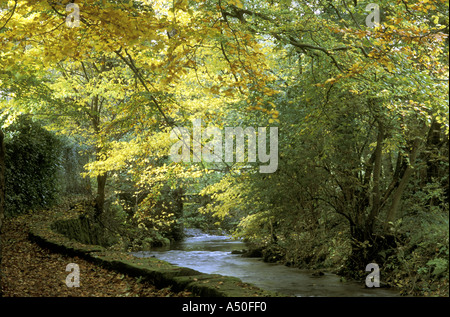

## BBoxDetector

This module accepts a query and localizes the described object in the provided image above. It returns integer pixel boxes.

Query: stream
[132,229,399,297]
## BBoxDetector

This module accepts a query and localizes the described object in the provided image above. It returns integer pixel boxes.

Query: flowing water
[132,229,399,297]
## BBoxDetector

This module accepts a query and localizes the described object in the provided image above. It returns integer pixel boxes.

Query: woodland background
[0,0,448,296]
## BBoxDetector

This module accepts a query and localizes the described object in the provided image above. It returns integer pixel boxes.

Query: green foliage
[135,184,184,242]
[381,177,449,295]
[0,0,448,297]
[182,202,227,233]
[111,172,185,245]
[57,140,92,196]
[426,258,449,278]
[3,116,63,217]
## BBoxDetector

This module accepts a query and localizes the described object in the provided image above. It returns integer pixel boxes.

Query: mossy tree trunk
[95,173,107,219]
[0,130,6,296]
[92,94,106,220]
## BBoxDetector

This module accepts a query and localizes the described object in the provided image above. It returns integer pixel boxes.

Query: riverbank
[1,205,278,297]
[135,229,402,297]
[1,215,192,297]
[237,241,448,297]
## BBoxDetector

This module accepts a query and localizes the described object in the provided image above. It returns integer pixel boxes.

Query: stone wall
[51,216,112,247]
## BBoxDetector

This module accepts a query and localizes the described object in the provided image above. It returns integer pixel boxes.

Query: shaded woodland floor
[1,215,192,297]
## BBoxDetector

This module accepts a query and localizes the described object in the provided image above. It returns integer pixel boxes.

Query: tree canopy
[0,0,448,296]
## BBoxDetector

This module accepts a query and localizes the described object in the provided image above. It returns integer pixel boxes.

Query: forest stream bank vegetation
[0,0,448,297]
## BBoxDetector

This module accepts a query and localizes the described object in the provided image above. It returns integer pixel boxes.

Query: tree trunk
[95,173,107,219]
[81,151,93,197]
[92,94,105,219]
[384,131,423,229]
[0,130,6,297]
[425,119,442,207]
[347,223,373,275]
[367,123,384,231]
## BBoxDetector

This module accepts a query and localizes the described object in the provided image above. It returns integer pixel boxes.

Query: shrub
[3,116,63,217]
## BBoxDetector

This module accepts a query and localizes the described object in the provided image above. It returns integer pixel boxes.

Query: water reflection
[132,229,399,297]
